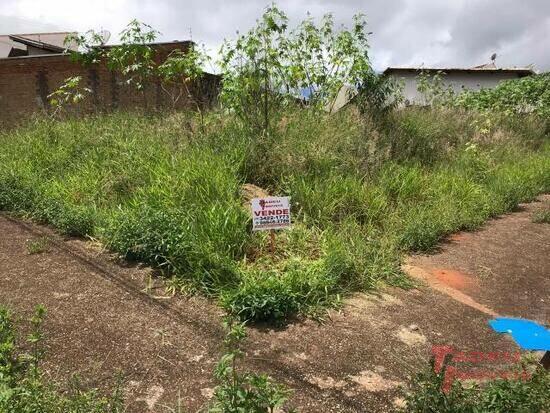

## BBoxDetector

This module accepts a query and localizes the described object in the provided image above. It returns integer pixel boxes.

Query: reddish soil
[0,197,548,412]
[432,269,477,291]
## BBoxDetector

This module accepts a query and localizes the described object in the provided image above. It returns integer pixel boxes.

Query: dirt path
[0,196,548,412]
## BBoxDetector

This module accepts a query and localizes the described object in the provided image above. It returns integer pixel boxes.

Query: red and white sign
[251,197,291,231]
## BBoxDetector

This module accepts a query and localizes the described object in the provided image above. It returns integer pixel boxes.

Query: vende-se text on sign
[251,197,291,231]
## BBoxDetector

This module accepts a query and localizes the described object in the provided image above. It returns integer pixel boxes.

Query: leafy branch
[47,76,91,118]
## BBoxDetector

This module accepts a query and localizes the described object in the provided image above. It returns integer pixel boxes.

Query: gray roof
[383,66,535,76]
[9,35,66,53]
[0,32,77,58]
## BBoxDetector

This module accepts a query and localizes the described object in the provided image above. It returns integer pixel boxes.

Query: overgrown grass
[0,107,549,322]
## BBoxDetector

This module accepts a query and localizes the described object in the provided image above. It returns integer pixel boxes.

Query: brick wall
[0,42,221,128]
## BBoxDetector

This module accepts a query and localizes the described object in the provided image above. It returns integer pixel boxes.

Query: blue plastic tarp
[489,318,550,351]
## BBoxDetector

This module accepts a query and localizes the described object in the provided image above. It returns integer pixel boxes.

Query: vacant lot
[1,7,549,411]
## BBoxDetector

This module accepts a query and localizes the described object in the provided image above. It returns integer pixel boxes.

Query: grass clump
[25,237,50,255]
[0,107,549,322]
[532,206,550,224]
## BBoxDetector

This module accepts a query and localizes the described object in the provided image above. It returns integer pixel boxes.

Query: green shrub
[455,72,550,118]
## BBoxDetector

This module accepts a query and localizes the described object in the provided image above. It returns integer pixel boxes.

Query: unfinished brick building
[0,37,220,128]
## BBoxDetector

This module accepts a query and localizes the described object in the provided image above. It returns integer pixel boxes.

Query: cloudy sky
[1,0,549,71]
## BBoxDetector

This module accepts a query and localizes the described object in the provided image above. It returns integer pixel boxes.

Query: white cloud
[1,0,549,70]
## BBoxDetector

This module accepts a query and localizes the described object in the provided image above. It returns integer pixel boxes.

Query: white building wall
[391,71,521,106]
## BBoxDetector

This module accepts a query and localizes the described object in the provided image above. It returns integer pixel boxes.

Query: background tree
[285,13,375,110]
[219,5,290,137]
[63,21,159,109]
[218,7,390,135]
[106,20,160,108]
[157,46,210,128]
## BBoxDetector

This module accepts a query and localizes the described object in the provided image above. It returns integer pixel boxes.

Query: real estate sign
[251,197,291,231]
